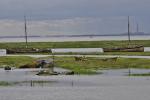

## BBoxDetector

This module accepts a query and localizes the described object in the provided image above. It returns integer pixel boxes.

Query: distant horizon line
[0,32,150,38]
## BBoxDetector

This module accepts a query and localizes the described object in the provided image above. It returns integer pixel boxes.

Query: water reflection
[101,69,150,76]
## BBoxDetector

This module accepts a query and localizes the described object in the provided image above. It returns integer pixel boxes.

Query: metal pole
[137,23,139,33]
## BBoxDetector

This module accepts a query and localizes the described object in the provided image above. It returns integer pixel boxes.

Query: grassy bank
[0,56,36,67]
[0,40,150,56]
[0,56,150,74]
[0,81,11,86]
[0,40,150,49]
[54,57,150,74]
[53,52,150,56]
[0,40,150,55]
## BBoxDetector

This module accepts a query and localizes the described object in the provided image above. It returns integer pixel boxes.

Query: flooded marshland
[1,68,150,100]
[0,68,150,87]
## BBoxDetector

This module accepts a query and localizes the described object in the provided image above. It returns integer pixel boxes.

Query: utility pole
[24,15,28,48]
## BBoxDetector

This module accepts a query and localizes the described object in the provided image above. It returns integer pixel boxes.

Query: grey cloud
[0,0,149,35]
[0,17,146,36]
[0,0,150,19]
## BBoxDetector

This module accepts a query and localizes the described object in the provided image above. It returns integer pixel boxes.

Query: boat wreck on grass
[36,58,74,75]
[6,48,51,54]
[19,58,74,75]
[103,16,144,52]
[103,45,144,52]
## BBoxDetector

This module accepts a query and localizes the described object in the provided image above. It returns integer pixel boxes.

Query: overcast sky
[0,0,150,36]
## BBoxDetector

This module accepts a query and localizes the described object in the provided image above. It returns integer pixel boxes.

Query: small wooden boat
[4,66,11,70]
[36,70,58,76]
[65,71,74,75]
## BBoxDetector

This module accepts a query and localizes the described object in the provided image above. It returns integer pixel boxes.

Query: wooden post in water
[31,80,33,87]
[128,68,131,76]
[71,81,74,87]
[52,54,55,72]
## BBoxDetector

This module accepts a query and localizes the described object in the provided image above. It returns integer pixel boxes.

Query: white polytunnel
[51,48,103,53]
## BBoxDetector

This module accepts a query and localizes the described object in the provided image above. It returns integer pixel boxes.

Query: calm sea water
[0,35,150,42]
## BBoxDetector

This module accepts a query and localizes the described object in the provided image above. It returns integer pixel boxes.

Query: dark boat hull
[4,66,11,70]
[7,48,51,54]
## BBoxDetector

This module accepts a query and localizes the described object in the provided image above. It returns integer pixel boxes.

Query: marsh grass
[0,56,150,74]
[0,40,150,55]
[0,81,11,86]
[54,57,150,74]
[0,56,36,67]
[0,40,149,49]
[129,73,150,76]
